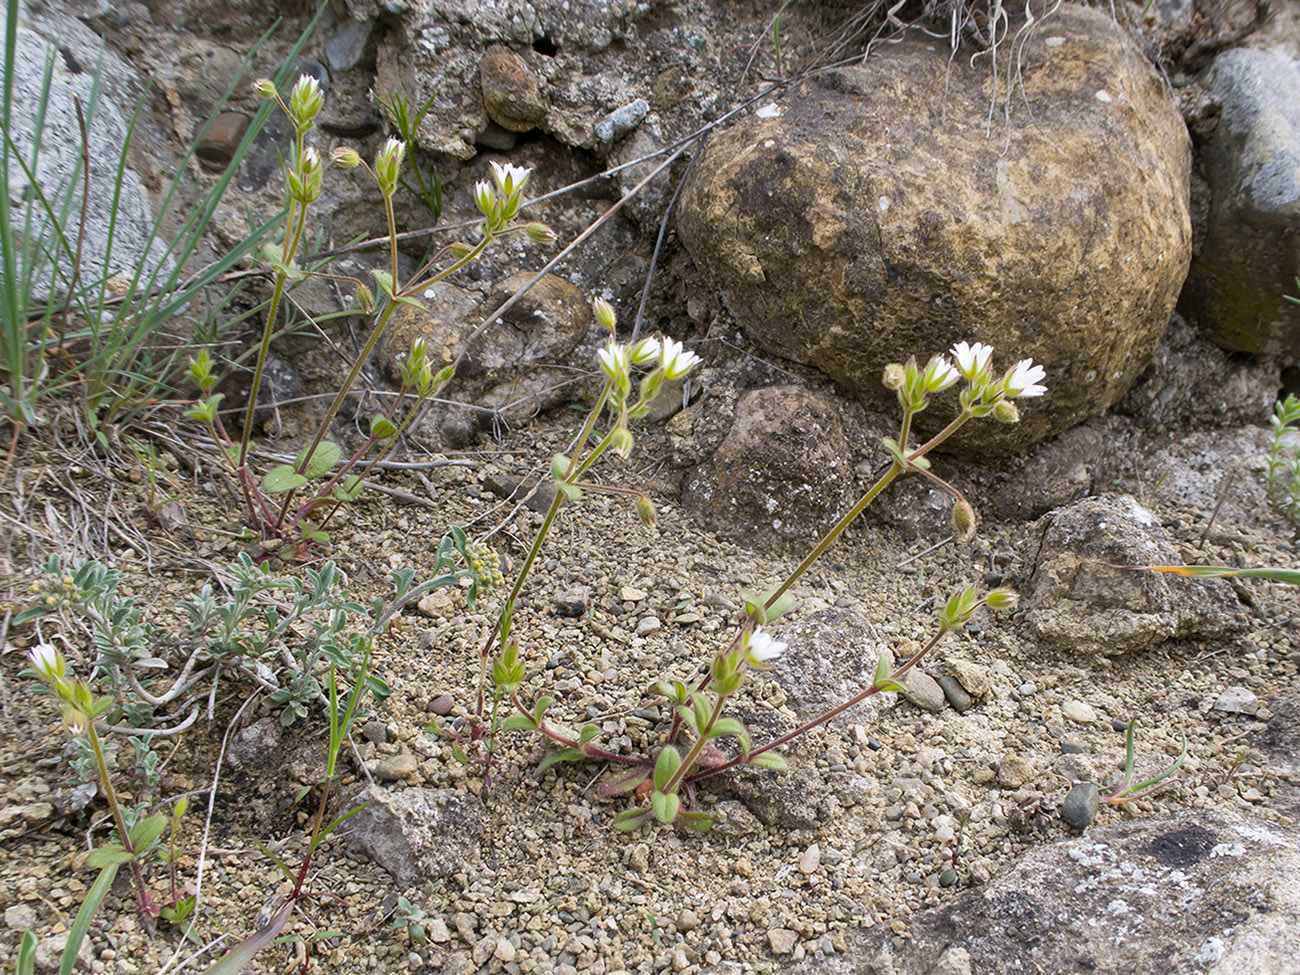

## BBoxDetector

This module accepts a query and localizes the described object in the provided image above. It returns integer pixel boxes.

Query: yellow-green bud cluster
[466,541,505,593]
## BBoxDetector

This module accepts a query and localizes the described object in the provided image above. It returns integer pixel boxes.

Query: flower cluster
[884,341,1047,420]
[476,161,531,234]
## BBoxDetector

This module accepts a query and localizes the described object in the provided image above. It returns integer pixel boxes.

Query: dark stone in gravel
[1061,782,1099,830]
[937,676,973,713]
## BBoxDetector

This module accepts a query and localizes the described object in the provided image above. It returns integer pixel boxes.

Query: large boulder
[788,807,1300,975]
[677,4,1191,457]
[1180,46,1300,355]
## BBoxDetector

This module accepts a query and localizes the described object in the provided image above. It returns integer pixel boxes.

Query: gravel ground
[1,417,1295,975]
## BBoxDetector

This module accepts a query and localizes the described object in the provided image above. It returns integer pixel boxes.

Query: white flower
[489,160,531,197]
[923,356,961,393]
[660,337,701,379]
[473,180,494,215]
[29,644,63,682]
[744,628,785,668]
[628,336,661,366]
[597,341,628,379]
[1005,358,1047,398]
[950,340,993,379]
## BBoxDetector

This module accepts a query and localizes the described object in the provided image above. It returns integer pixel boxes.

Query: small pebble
[1061,782,1100,829]
[1059,739,1089,755]
[1111,718,1129,732]
[1062,699,1097,724]
[768,928,798,955]
[635,616,661,636]
[997,751,1035,789]
[939,869,958,887]
[1017,681,1037,696]
[937,675,973,712]
[1213,685,1258,715]
[427,693,455,716]
[902,669,947,713]
[676,908,700,932]
[799,843,821,874]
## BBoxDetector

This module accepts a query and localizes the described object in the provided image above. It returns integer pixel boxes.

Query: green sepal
[263,465,308,494]
[537,747,585,774]
[653,746,682,792]
[370,415,398,439]
[651,789,680,824]
[749,751,788,771]
[295,441,340,480]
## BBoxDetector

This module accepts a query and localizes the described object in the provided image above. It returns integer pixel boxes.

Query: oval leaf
[296,441,341,480]
[263,465,308,494]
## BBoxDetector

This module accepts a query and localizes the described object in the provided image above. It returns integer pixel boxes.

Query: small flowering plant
[428,320,1045,830]
[185,75,553,553]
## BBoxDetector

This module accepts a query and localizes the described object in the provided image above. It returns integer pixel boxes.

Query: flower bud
[355,283,374,314]
[252,78,278,100]
[986,588,1019,611]
[526,222,556,243]
[473,180,494,216]
[952,498,977,543]
[593,297,617,332]
[882,362,906,390]
[992,399,1020,424]
[374,137,406,197]
[331,146,362,168]
[636,495,657,527]
[288,74,324,131]
[610,425,634,458]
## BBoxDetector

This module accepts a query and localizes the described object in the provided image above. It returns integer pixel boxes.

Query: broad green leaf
[532,696,553,724]
[86,845,134,868]
[579,724,601,745]
[301,529,330,544]
[17,931,36,975]
[263,465,307,494]
[369,415,398,439]
[295,441,340,480]
[128,813,168,852]
[651,790,680,824]
[537,747,585,774]
[502,714,537,731]
[612,808,650,832]
[677,811,714,832]
[597,768,651,797]
[653,746,682,791]
[874,652,892,686]
[675,704,699,733]
[749,751,788,771]
[333,475,364,501]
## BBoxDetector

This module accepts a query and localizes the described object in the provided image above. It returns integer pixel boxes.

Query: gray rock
[937,675,973,713]
[552,586,591,618]
[1137,425,1278,533]
[989,424,1106,522]
[1251,694,1300,819]
[3,903,36,931]
[900,669,946,714]
[770,609,896,727]
[1060,782,1099,830]
[345,786,485,886]
[594,97,648,145]
[1023,495,1248,655]
[943,658,992,698]
[1181,48,1300,355]
[226,716,283,768]
[787,808,1300,975]
[373,750,418,782]
[677,5,1190,458]
[325,16,374,72]
[5,26,172,297]
[1214,685,1259,716]
[726,766,834,830]
[682,386,855,551]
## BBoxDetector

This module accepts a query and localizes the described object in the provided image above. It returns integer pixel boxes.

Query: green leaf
[333,475,364,501]
[677,811,714,833]
[874,679,905,693]
[309,803,368,853]
[17,931,36,975]
[1140,564,1300,586]
[263,465,308,494]
[532,696,553,725]
[537,747,585,774]
[675,704,699,733]
[749,751,788,771]
[707,717,749,752]
[86,845,134,868]
[451,743,468,765]
[301,529,330,544]
[371,269,396,300]
[61,864,119,975]
[295,441,340,480]
[597,767,651,797]
[578,724,601,745]
[128,813,169,852]
[612,808,650,832]
[651,790,680,824]
[502,714,537,731]
[653,746,682,792]
[874,652,893,686]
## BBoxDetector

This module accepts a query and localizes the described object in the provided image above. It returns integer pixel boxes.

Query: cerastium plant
[184,74,551,551]
[432,327,1047,830]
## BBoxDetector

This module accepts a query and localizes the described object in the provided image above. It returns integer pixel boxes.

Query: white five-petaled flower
[597,341,628,379]
[490,160,531,197]
[923,356,961,393]
[628,336,661,366]
[950,340,993,379]
[744,628,785,668]
[1004,358,1047,398]
[473,180,494,215]
[29,644,62,682]
[660,337,701,379]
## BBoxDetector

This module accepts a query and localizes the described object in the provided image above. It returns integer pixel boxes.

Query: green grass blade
[59,862,119,975]
[1141,565,1300,585]
[198,898,294,975]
